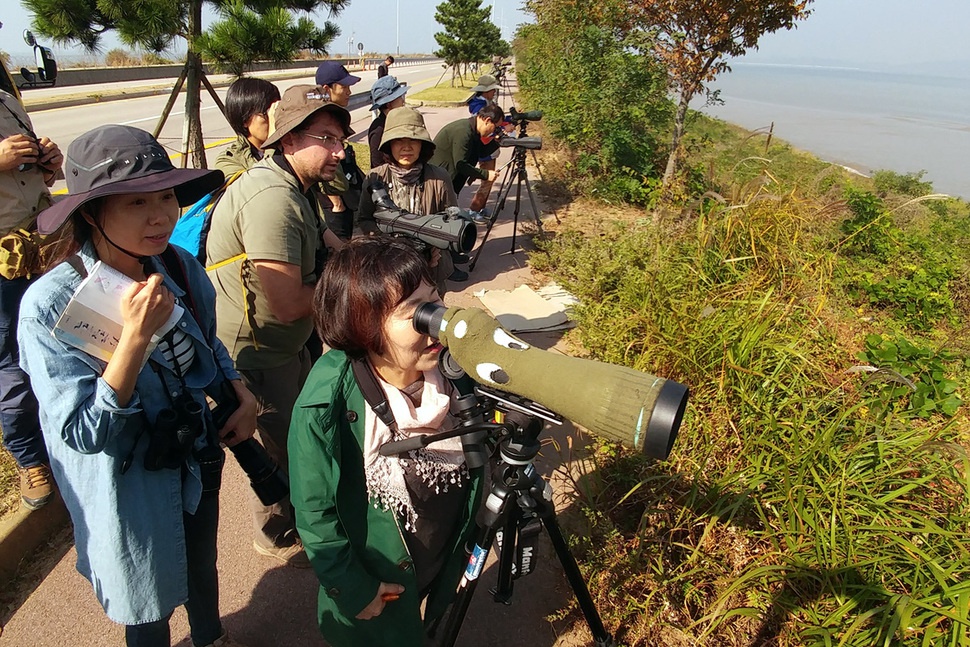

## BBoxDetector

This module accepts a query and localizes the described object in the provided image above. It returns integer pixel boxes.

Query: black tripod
[469,128,544,271]
[382,376,615,647]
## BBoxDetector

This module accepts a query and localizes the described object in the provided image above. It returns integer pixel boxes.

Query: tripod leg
[523,175,544,237]
[507,171,525,255]
[469,162,515,272]
[438,525,498,647]
[491,509,521,603]
[541,513,615,647]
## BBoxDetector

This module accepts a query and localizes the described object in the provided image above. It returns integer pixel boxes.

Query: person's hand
[217,380,257,447]
[428,247,441,268]
[329,194,346,213]
[0,134,40,172]
[487,170,499,182]
[120,274,175,342]
[356,582,405,620]
[36,136,63,174]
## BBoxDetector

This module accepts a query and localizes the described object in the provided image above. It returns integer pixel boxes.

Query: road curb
[0,494,70,590]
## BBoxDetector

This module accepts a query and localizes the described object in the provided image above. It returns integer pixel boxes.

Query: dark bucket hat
[369,75,408,111]
[37,125,224,235]
[261,84,353,150]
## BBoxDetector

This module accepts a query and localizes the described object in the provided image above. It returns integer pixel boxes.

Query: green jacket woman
[289,238,484,647]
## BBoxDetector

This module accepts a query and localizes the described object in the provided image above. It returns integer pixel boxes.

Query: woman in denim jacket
[17,125,257,647]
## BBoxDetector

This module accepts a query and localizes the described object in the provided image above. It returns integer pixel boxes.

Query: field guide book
[52,261,183,363]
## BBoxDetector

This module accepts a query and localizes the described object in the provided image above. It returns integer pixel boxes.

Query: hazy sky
[2,0,528,61]
[3,0,969,68]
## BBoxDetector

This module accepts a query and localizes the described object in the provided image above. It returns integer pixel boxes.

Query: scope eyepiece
[413,302,447,338]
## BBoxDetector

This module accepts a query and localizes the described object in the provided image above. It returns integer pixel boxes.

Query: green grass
[409,72,480,103]
[530,114,970,645]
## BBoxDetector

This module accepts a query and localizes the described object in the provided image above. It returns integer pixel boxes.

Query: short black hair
[225,77,281,137]
[314,238,434,358]
[477,103,504,124]
[385,56,395,64]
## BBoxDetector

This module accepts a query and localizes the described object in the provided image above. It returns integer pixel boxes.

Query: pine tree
[434,0,502,84]
[22,0,348,168]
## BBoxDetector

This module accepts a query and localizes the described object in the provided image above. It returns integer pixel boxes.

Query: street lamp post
[396,0,400,55]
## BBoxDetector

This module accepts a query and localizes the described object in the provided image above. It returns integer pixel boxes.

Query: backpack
[170,169,244,263]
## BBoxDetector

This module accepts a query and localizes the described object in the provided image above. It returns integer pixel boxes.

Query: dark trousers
[240,349,311,548]
[125,490,223,647]
[0,276,47,468]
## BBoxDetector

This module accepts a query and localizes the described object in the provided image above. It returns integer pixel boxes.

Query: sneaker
[20,464,53,511]
[448,268,469,282]
[253,539,311,568]
[201,631,251,647]
[469,208,490,224]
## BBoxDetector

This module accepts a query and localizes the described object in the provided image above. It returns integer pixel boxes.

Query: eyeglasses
[302,132,347,151]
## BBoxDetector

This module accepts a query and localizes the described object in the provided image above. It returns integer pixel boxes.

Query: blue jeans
[125,490,223,647]
[0,276,47,468]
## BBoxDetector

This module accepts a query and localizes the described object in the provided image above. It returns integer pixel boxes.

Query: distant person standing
[377,55,394,78]
[466,74,505,213]
[0,89,63,511]
[315,62,365,241]
[215,77,281,177]
[429,103,503,198]
[206,85,353,567]
[367,75,408,168]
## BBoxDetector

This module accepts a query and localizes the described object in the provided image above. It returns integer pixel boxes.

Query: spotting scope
[414,304,687,459]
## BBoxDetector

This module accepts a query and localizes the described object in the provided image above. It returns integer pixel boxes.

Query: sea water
[702,63,970,198]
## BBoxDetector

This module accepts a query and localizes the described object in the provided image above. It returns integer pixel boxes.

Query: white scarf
[362,369,467,530]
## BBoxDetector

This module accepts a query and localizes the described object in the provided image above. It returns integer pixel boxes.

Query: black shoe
[448,268,469,282]
[451,252,471,264]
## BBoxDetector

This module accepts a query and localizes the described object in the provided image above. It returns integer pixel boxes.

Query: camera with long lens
[413,303,687,460]
[209,381,289,506]
[369,179,478,254]
[498,136,542,150]
[508,107,543,125]
[144,394,205,471]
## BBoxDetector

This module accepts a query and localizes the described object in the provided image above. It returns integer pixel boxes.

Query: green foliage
[858,334,963,418]
[840,187,900,261]
[532,163,970,644]
[872,169,934,197]
[836,189,957,329]
[22,0,347,65]
[516,0,672,204]
[434,0,502,72]
[195,0,339,75]
[857,261,954,330]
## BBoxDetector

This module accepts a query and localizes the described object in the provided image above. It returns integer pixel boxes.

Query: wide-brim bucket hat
[369,75,409,111]
[262,84,353,150]
[37,125,224,235]
[471,74,500,93]
[378,107,435,153]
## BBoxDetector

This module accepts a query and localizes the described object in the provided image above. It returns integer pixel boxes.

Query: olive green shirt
[206,154,318,370]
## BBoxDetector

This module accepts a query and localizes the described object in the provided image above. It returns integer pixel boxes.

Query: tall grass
[531,145,970,645]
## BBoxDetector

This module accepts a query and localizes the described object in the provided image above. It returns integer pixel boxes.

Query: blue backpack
[170,170,244,263]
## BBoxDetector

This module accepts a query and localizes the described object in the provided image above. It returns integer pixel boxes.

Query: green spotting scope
[413,304,687,459]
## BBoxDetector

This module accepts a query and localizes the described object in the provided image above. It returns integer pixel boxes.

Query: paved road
[1,78,596,646]
[27,61,451,195]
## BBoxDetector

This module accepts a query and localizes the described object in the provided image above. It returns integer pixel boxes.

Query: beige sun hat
[378,107,435,153]
[471,74,500,93]
[261,84,353,150]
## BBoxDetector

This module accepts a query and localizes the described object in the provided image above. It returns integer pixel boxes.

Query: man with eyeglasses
[206,85,352,568]
[315,61,365,242]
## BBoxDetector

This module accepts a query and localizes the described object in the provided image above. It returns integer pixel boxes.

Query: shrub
[516,0,672,205]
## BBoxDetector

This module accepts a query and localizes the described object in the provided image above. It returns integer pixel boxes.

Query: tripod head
[378,350,562,471]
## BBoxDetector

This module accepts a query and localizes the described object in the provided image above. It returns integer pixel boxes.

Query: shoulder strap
[158,245,200,321]
[350,356,397,432]
[65,254,86,278]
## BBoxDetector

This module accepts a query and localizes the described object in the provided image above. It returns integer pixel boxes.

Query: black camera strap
[351,356,398,433]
